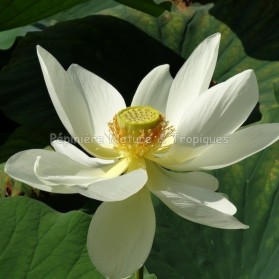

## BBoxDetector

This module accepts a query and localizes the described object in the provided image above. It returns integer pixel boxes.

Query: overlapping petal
[154,189,248,229]
[33,152,125,186]
[176,70,258,139]
[164,123,279,171]
[5,149,75,193]
[166,33,221,128]
[146,162,247,229]
[67,64,126,146]
[6,148,147,202]
[146,160,219,191]
[37,46,119,159]
[162,70,259,162]
[51,140,115,167]
[74,168,148,201]
[131,64,173,114]
[87,188,155,279]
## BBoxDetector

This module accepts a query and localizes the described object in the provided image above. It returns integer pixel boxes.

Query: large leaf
[0,196,156,278]
[0,0,118,50]
[0,0,88,31]
[0,25,39,50]
[0,196,102,278]
[114,0,171,16]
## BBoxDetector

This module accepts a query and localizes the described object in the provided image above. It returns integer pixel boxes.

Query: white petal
[175,171,219,191]
[131,65,173,114]
[37,46,118,159]
[172,123,279,171]
[154,189,247,229]
[5,150,75,194]
[166,33,220,127]
[75,168,148,201]
[67,64,126,145]
[178,70,258,141]
[149,143,205,168]
[34,156,96,186]
[87,188,155,279]
[165,70,258,162]
[33,151,145,202]
[34,153,128,186]
[146,160,218,191]
[147,162,247,229]
[146,161,235,215]
[51,140,115,167]
[37,46,75,137]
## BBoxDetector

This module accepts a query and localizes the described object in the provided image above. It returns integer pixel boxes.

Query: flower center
[109,106,174,163]
[117,106,160,133]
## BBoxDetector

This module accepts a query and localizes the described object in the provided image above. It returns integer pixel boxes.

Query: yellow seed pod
[116,106,160,132]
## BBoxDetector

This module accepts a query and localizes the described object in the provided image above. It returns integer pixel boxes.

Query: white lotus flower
[5,33,279,279]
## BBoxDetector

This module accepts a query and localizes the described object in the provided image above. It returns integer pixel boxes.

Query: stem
[135,266,144,279]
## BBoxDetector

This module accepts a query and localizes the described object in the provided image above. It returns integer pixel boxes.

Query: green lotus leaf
[0,196,156,278]
[0,0,88,31]
[114,0,171,16]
